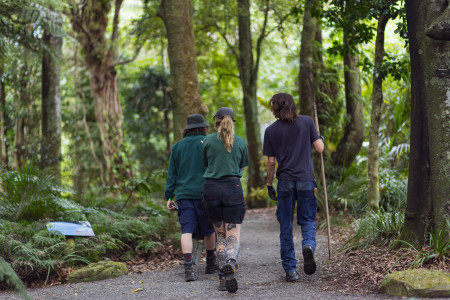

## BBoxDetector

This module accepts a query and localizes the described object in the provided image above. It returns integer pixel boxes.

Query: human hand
[167,199,177,211]
[267,185,277,201]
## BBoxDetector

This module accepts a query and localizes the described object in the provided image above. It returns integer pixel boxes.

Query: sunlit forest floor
[26,208,449,295]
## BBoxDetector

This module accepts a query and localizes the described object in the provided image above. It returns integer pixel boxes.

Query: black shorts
[202,178,246,224]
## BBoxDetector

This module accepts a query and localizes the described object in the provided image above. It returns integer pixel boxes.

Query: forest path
[1,209,397,300]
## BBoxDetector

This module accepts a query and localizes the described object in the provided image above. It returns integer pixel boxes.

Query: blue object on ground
[46,221,95,237]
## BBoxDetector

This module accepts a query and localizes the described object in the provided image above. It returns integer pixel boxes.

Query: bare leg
[214,221,227,267]
[225,223,241,262]
[180,233,193,253]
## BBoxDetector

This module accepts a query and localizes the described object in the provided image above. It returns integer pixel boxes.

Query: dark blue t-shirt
[263,116,319,181]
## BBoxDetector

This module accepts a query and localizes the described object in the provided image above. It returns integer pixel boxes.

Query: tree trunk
[0,60,7,167]
[298,0,317,118]
[367,14,390,213]
[14,118,25,170]
[158,0,208,142]
[41,26,62,182]
[237,0,265,206]
[68,0,128,184]
[397,0,450,245]
[332,32,365,169]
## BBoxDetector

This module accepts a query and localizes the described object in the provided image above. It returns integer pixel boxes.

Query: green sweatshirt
[202,132,249,179]
[164,133,206,201]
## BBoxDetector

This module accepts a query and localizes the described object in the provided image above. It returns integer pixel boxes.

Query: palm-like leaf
[0,162,55,221]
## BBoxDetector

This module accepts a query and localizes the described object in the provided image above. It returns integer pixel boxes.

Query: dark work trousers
[276,180,317,273]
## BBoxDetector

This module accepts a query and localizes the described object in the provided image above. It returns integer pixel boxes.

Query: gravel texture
[0,209,424,300]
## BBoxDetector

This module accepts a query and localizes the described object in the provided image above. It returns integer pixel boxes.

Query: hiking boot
[285,270,299,282]
[222,260,238,293]
[205,256,219,274]
[218,271,227,291]
[184,263,197,282]
[302,245,316,275]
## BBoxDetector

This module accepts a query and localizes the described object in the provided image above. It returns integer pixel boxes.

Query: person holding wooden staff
[263,93,324,282]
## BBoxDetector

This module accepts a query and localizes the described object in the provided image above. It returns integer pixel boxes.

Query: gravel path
[1,210,402,300]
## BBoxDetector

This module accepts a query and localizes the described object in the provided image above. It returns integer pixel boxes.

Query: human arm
[313,138,324,153]
[164,149,177,201]
[266,156,277,200]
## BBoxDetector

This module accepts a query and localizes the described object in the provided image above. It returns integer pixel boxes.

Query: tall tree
[332,32,365,169]
[40,12,62,180]
[398,0,450,243]
[324,0,372,172]
[367,13,392,213]
[0,59,7,167]
[157,0,208,142]
[67,0,129,184]
[236,0,266,203]
[298,0,318,118]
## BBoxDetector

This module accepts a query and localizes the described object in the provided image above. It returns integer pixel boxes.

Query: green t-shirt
[202,132,249,179]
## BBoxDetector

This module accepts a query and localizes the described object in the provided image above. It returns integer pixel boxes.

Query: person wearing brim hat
[165,114,218,282]
[202,107,249,293]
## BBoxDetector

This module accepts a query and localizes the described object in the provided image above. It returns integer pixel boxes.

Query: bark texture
[237,0,265,205]
[298,0,317,118]
[68,0,134,184]
[332,33,365,169]
[0,60,7,167]
[398,0,450,245]
[367,14,390,213]
[158,0,208,142]
[41,27,62,181]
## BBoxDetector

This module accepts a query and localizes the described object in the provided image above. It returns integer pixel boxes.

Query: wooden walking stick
[303,69,332,259]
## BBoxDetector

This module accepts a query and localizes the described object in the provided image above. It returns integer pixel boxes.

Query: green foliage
[0,162,61,222]
[395,220,450,268]
[0,220,89,282]
[0,257,31,300]
[342,210,404,251]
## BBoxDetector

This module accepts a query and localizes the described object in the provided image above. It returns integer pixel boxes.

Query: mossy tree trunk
[367,14,391,213]
[332,31,365,170]
[158,0,208,142]
[41,21,62,182]
[397,0,450,245]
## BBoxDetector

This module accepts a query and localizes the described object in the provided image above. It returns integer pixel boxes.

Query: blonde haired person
[202,107,248,293]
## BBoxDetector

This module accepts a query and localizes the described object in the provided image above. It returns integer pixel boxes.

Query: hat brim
[184,122,210,130]
[213,115,236,122]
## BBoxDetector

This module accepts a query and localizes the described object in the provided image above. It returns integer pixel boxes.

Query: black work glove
[267,185,278,201]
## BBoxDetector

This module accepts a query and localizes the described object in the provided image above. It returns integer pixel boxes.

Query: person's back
[263,93,324,282]
[167,133,206,200]
[264,116,318,182]
[202,107,248,294]
[203,132,247,179]
[165,114,218,283]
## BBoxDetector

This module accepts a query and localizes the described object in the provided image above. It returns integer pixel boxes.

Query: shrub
[0,162,64,222]
[342,210,404,251]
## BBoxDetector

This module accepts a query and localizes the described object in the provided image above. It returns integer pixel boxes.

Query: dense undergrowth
[0,163,178,290]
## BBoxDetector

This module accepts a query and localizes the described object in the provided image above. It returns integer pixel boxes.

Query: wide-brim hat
[213,107,236,122]
[184,114,210,130]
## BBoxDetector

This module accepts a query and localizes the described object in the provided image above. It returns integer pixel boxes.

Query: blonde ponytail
[217,115,234,152]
